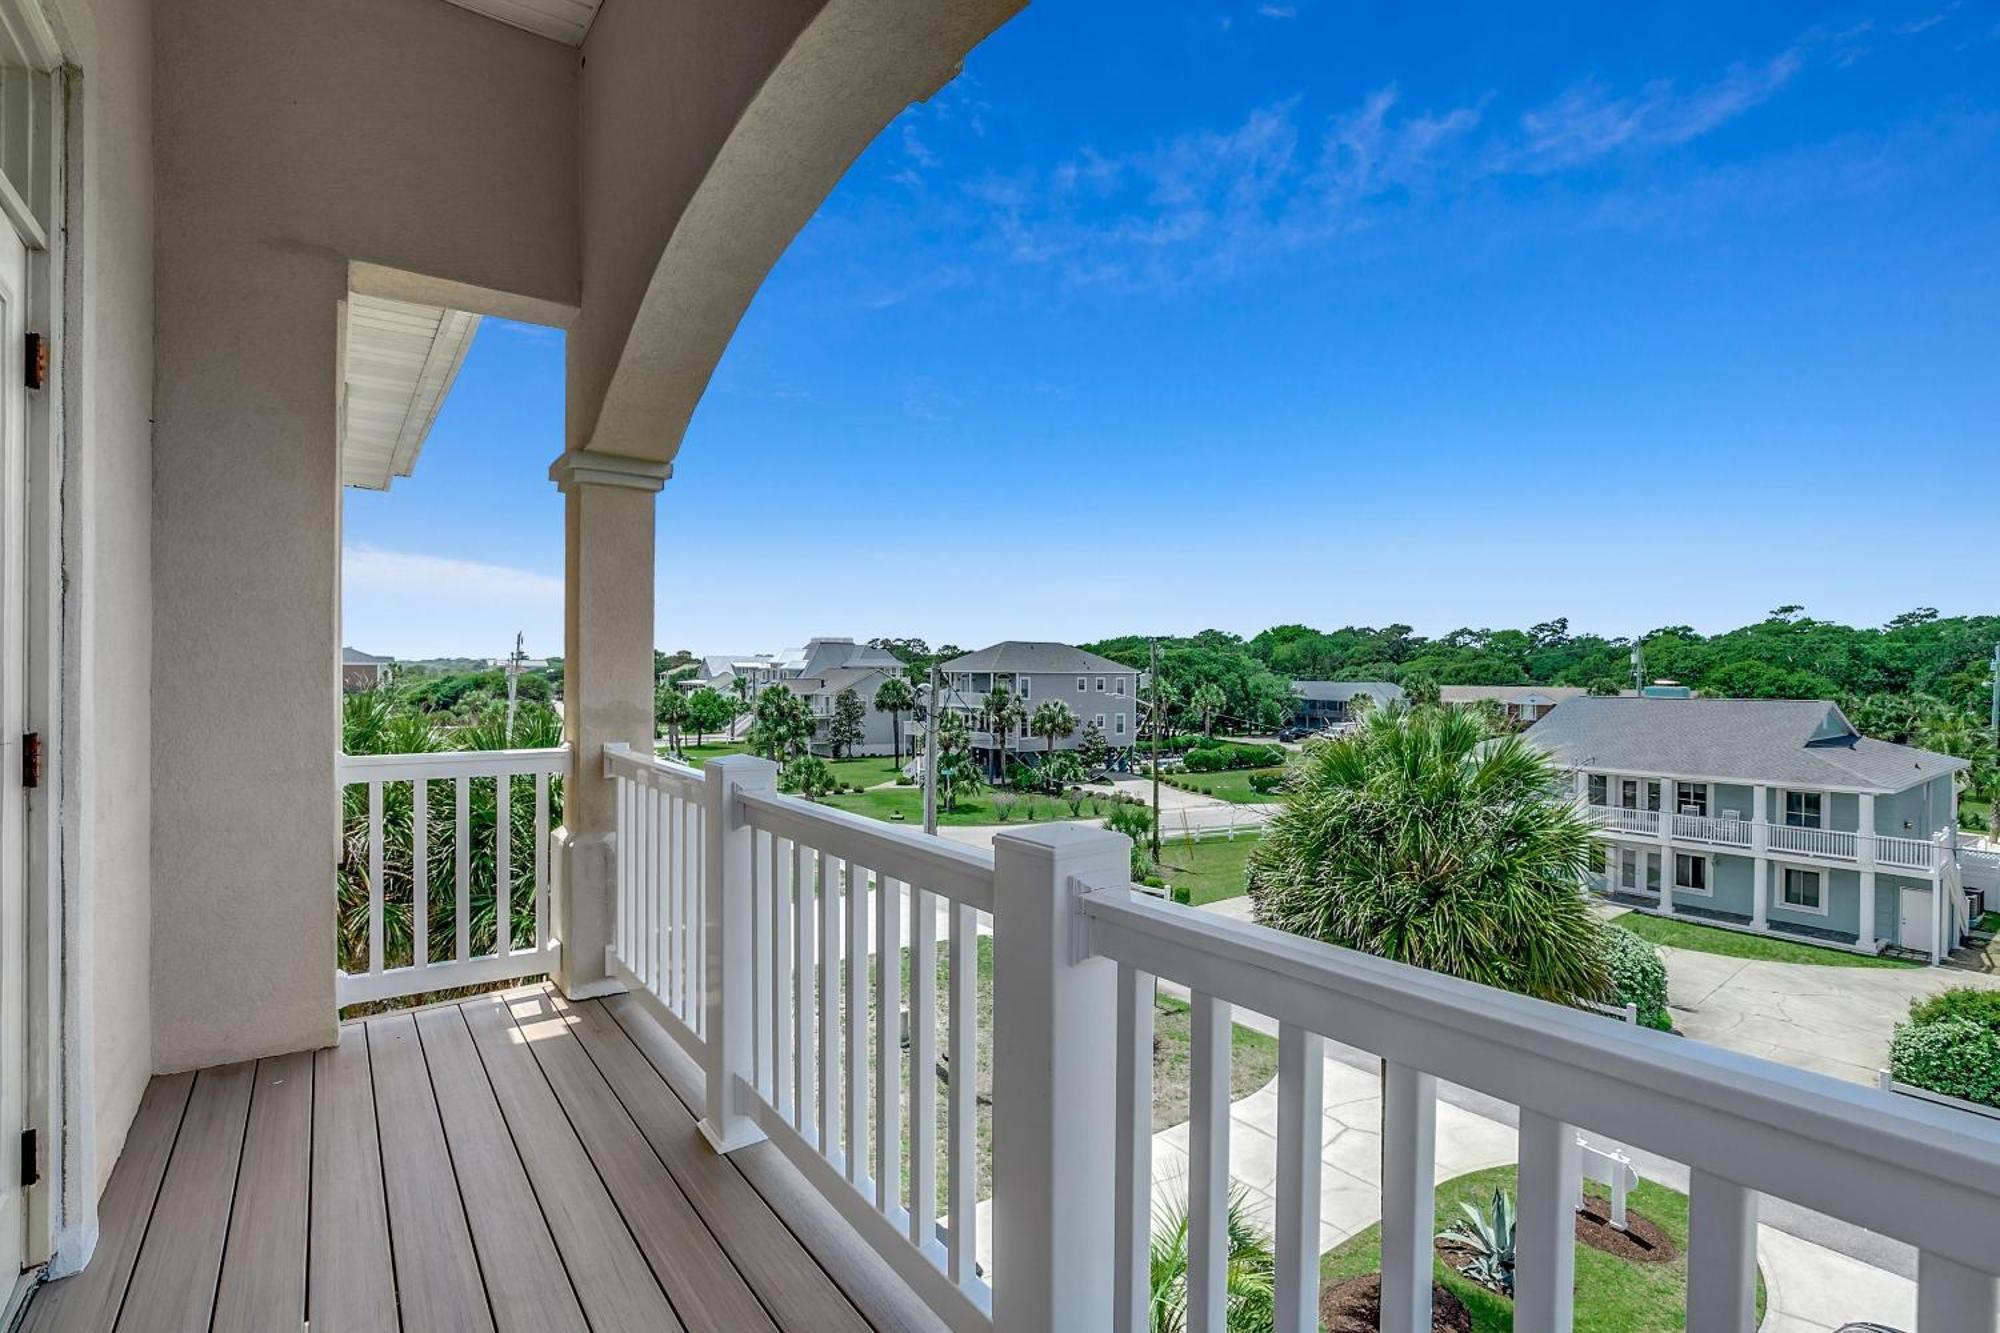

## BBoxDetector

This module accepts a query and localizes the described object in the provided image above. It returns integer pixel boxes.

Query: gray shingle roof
[940,641,1138,675]
[1524,697,1968,793]
[1291,680,1403,704]
[1438,684,1591,705]
[786,665,895,697]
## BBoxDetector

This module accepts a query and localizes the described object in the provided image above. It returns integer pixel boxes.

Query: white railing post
[1751,784,1770,931]
[1380,1062,1436,1333]
[1657,779,1676,914]
[699,753,779,1153]
[1273,1024,1325,1333]
[1686,1170,1758,1331]
[990,824,1126,1333]
[1515,1110,1579,1333]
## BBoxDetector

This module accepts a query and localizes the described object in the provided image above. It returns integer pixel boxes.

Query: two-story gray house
[1527,697,1970,963]
[781,640,911,758]
[1290,680,1403,731]
[934,641,1143,775]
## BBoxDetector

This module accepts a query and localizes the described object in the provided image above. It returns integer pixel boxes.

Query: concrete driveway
[1649,936,2000,1086]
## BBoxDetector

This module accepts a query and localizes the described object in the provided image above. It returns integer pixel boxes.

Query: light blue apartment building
[1527,697,1970,962]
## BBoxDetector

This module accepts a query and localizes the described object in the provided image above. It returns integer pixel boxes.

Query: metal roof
[438,0,602,45]
[1439,685,1593,705]
[340,293,479,491]
[1524,696,1969,793]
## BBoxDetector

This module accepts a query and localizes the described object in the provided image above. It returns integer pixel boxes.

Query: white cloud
[342,547,563,658]
[1514,52,1801,171]
[344,547,562,603]
[1257,4,1298,17]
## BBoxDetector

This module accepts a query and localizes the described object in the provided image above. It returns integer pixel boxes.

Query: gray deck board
[366,1011,494,1333]
[21,987,885,1333]
[114,1061,256,1331]
[210,1051,313,1333]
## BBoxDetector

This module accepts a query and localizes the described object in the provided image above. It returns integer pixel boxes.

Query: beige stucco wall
[149,0,579,1072]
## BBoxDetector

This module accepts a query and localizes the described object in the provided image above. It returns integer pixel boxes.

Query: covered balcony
[7,1,2000,1330]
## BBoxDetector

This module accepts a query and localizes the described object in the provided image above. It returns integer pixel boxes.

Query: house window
[1095,713,1106,729]
[1674,853,1709,894]
[1078,676,1087,691]
[1620,779,1639,809]
[1784,792,1822,829]
[1645,853,1660,893]
[1096,677,1106,692]
[1114,713,1126,736]
[1676,783,1709,817]
[1019,677,1031,699]
[1115,677,1126,696]
[1781,867,1823,911]
[1587,774,1608,806]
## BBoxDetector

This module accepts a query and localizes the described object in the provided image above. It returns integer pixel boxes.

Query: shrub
[1247,769,1285,795]
[1183,742,1286,773]
[1906,986,2000,1036]
[1169,884,1193,906]
[1604,928,1671,1030]
[1890,1017,2000,1107]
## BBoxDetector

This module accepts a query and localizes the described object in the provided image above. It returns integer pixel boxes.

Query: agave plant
[1437,1186,1516,1295]
[1148,1187,1275,1333]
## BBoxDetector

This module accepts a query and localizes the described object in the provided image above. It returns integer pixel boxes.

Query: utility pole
[1631,640,1645,694]
[504,630,526,745]
[1149,638,1162,862]
[923,664,940,836]
[1989,642,1999,749]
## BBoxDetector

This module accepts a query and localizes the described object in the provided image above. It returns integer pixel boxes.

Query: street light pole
[924,665,940,836]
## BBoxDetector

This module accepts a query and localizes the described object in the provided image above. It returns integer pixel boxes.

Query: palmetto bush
[337,693,565,976]
[1247,704,1610,1007]
[1148,1188,1275,1333]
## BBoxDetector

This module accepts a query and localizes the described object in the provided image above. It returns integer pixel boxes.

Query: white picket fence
[335,746,566,1006]
[602,747,2000,1333]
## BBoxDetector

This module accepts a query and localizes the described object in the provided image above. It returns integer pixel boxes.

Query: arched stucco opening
[570,0,1026,467]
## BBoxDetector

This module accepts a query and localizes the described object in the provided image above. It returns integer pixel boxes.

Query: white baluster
[908,885,938,1253]
[1686,1170,1758,1332]
[413,778,430,970]
[1515,1110,1579,1332]
[875,875,903,1213]
[533,771,549,956]
[1188,991,1231,1333]
[1381,1062,1437,1333]
[366,780,384,976]
[844,860,868,1186]
[1113,963,1155,1331]
[455,775,471,963]
[496,772,512,956]
[770,834,792,1117]
[794,841,816,1140]
[947,900,978,1289]
[818,851,839,1156]
[1917,1252,1998,1331]
[1274,1024,1326,1333]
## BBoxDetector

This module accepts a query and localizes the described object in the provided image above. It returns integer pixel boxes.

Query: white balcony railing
[336,746,567,1006]
[1769,823,1860,861]
[1592,805,1660,836]
[1670,811,1755,848]
[606,747,2000,1332]
[1877,831,1946,872]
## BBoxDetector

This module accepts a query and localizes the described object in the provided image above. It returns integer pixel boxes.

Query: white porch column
[990,825,1125,1332]
[1751,784,1770,931]
[550,450,669,998]
[1858,793,1879,952]
[1657,778,1676,914]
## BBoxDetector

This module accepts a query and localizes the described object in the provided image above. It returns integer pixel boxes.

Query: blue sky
[342,0,2000,661]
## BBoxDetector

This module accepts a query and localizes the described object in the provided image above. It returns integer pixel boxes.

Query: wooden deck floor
[22,985,916,1332]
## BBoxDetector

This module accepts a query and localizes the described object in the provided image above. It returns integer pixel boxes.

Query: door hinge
[20,1128,37,1189]
[21,731,40,789]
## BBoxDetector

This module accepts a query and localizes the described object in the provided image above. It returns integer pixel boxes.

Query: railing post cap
[704,752,780,786]
[992,821,1129,856]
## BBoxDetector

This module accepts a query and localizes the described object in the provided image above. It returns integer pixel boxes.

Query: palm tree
[655,683,688,753]
[1188,682,1226,739]
[1030,698,1078,760]
[1246,703,1609,1006]
[874,675,916,762]
[984,685,1021,780]
[1147,1188,1276,1333]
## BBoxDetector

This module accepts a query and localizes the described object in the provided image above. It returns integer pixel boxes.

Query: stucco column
[1657,778,1676,914]
[1858,793,1878,951]
[550,450,667,997]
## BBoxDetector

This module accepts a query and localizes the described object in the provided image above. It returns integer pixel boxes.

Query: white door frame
[1899,885,1935,959]
[0,1,79,1301]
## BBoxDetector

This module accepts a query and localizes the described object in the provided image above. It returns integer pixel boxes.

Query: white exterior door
[1899,887,1935,957]
[0,215,27,1281]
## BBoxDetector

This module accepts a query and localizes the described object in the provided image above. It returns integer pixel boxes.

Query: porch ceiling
[438,0,603,46]
[340,293,480,491]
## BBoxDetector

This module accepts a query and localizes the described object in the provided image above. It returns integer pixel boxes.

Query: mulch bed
[1576,1192,1677,1264]
[1321,1273,1473,1332]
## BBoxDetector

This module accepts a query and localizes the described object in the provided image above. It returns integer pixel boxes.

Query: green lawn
[826,754,906,788]
[665,740,749,764]
[1320,1164,1763,1332]
[1963,797,1992,833]
[1615,912,1919,969]
[819,783,1130,828]
[1168,768,1285,804]
[1146,834,1261,906]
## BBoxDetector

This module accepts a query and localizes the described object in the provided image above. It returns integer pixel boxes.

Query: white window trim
[1773,863,1830,917]
[1095,676,1106,692]
[1095,713,1106,729]
[1114,677,1126,696]
[1781,788,1824,830]
[1114,713,1126,736]
[1676,781,1709,817]
[1077,676,1086,692]
[1673,851,1712,897]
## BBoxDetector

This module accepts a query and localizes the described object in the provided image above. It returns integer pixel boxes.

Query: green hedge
[1603,928,1672,1030]
[1906,986,2000,1035]
[1183,742,1286,773]
[1890,1017,2000,1107]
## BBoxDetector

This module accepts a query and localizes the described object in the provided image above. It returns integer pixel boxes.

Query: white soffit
[438,0,602,46]
[341,293,481,491]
